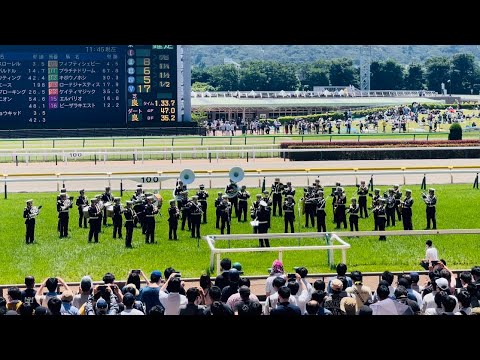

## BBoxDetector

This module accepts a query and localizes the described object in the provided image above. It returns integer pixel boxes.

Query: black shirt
[21,288,39,309]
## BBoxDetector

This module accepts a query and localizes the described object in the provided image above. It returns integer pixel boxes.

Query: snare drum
[106,205,114,218]
[83,206,90,220]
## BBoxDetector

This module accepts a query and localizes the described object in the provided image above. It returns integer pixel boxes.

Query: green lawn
[1,184,479,284]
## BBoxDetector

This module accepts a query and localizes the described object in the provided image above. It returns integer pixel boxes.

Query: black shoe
[126,245,133,248]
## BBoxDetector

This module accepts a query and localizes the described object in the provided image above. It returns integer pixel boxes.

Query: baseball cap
[151,270,162,278]
[232,262,243,272]
[124,283,139,297]
[340,297,357,315]
[410,272,419,283]
[81,276,93,291]
[96,298,108,309]
[228,268,240,282]
[61,290,74,303]
[435,277,449,290]
[331,279,343,291]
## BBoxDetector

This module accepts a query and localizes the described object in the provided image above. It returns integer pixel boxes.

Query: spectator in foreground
[21,276,39,310]
[327,263,352,294]
[214,258,232,290]
[73,276,93,312]
[47,297,63,315]
[270,286,302,316]
[203,286,233,316]
[370,284,412,315]
[139,270,164,314]
[179,288,206,315]
[345,271,372,314]
[6,287,23,314]
[121,293,144,315]
[60,290,79,315]
[159,273,187,315]
[265,259,285,296]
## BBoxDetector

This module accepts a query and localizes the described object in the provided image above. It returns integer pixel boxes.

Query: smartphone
[132,270,141,274]
[97,285,107,292]
[287,273,296,281]
[174,273,182,278]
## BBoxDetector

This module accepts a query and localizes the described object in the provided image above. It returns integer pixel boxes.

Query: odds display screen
[0,45,178,129]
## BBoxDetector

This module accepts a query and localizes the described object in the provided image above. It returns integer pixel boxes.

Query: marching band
[21,169,442,247]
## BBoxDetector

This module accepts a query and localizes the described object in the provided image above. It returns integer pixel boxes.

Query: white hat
[259,200,267,207]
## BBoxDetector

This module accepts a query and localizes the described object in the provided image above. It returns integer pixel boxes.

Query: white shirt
[426,247,439,262]
[264,292,297,315]
[294,289,310,315]
[121,308,145,315]
[265,273,283,296]
[159,291,187,315]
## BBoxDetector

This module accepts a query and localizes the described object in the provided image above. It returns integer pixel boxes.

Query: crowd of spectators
[2,258,480,316]
[200,105,479,137]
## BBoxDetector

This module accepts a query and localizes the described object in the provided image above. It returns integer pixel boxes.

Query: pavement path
[1,157,479,193]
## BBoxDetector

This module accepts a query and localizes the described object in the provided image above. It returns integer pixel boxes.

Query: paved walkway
[2,158,479,193]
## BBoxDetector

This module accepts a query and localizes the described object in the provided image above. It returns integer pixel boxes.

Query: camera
[131,270,141,274]
[174,273,182,278]
[97,285,108,292]
[287,273,296,281]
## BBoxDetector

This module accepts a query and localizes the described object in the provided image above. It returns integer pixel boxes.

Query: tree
[191,66,212,84]
[300,67,329,90]
[425,56,451,93]
[209,64,240,91]
[450,53,479,94]
[370,60,404,90]
[404,63,425,90]
[239,61,299,91]
[328,58,356,86]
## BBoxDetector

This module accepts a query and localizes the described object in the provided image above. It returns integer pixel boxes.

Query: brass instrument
[28,205,43,219]
[226,167,244,199]
[61,198,73,211]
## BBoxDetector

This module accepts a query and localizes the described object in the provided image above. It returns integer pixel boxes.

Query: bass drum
[83,205,90,220]
[106,205,114,218]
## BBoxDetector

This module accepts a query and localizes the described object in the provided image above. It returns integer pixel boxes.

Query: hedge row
[280,139,480,149]
[287,148,480,161]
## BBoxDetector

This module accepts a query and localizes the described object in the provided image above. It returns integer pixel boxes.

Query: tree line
[191,54,480,94]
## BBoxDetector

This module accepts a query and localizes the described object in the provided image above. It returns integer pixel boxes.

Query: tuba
[226,167,244,198]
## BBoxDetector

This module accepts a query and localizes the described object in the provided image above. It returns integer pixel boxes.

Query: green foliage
[425,56,451,93]
[239,61,299,91]
[404,63,425,90]
[451,54,479,94]
[329,58,357,86]
[448,122,463,140]
[1,184,479,284]
[209,64,240,91]
[191,111,208,123]
[371,59,405,90]
[191,82,216,92]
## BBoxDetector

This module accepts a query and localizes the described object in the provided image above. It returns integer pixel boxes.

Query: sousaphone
[226,167,244,198]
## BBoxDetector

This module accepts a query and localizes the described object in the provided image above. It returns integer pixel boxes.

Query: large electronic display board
[0,45,179,129]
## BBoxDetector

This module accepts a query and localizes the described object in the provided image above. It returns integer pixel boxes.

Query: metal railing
[2,132,476,150]
[191,90,438,99]
[3,145,480,165]
[205,232,350,274]
[204,229,480,274]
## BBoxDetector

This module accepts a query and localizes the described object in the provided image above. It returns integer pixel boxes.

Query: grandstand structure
[191,89,450,120]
